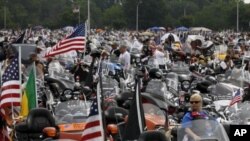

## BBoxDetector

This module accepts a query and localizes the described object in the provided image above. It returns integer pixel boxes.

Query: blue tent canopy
[175,26,189,31]
[148,27,166,31]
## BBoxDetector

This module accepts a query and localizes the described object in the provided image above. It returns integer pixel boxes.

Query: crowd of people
[0,27,250,140]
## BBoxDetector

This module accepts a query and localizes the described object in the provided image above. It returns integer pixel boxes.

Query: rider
[182,93,211,141]
[118,43,131,71]
[149,41,165,59]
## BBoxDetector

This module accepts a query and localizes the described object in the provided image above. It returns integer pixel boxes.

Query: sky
[245,0,250,3]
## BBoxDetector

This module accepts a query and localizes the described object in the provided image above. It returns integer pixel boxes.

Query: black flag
[123,78,146,140]
[13,31,25,44]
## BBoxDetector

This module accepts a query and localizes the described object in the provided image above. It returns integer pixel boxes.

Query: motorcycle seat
[15,122,29,133]
[15,108,56,140]
[105,106,129,123]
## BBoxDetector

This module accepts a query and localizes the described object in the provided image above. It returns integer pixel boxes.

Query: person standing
[110,42,120,57]
[118,43,131,71]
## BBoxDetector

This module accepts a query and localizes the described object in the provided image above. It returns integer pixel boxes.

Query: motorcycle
[226,102,250,125]
[105,102,168,141]
[174,119,230,141]
[43,100,91,140]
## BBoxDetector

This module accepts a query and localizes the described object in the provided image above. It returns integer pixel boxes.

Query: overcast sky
[245,0,250,3]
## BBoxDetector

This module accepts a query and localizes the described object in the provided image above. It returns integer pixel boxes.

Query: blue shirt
[181,111,209,128]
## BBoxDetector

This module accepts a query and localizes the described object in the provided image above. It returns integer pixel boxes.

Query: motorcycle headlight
[182,81,190,89]
[136,57,141,63]
[63,89,73,99]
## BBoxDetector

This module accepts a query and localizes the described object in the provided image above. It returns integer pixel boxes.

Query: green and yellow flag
[20,66,37,117]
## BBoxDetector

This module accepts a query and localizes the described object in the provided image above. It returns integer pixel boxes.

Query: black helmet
[149,68,162,79]
[90,49,101,58]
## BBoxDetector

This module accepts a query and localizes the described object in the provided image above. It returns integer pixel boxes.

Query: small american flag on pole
[0,56,21,108]
[81,95,104,141]
[45,24,86,57]
[229,89,242,107]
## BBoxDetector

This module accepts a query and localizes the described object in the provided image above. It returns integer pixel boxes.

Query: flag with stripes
[81,96,104,141]
[229,89,242,107]
[45,24,86,57]
[0,56,21,109]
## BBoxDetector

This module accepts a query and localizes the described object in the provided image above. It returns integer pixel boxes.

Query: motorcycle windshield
[228,67,250,86]
[146,79,166,97]
[147,57,166,68]
[171,62,190,75]
[211,83,243,111]
[54,100,92,131]
[145,79,176,106]
[49,70,75,90]
[178,119,229,141]
[101,75,119,99]
[50,70,74,82]
[143,103,166,127]
[101,61,122,76]
[165,72,179,95]
[210,83,242,100]
[227,102,250,125]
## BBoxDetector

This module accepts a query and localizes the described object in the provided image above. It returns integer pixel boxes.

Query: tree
[102,5,126,29]
[179,15,194,27]
[123,0,167,29]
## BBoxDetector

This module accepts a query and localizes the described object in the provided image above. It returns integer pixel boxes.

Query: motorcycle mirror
[43,127,57,138]
[115,113,123,119]
[73,91,80,95]
[107,124,118,134]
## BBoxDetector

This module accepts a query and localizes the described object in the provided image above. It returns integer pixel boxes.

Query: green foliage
[0,0,249,31]
[102,5,126,29]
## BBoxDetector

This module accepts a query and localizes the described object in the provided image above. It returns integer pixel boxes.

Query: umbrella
[175,26,188,31]
[185,35,205,49]
[190,27,212,32]
[148,27,166,32]
[63,26,74,31]
[160,33,180,43]
[140,31,154,36]
[32,25,44,30]
[158,27,166,30]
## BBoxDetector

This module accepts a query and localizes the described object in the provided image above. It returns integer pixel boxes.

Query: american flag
[229,89,242,106]
[0,56,21,108]
[45,24,86,57]
[81,97,104,141]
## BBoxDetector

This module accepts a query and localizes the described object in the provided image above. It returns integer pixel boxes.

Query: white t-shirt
[118,51,131,70]
[153,50,165,59]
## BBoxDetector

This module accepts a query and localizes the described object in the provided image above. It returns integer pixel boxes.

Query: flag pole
[33,62,38,107]
[98,58,107,140]
[19,46,22,109]
[83,21,87,59]
[13,46,22,120]
[0,62,2,87]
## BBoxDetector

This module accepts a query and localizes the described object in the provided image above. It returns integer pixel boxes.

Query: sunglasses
[190,101,200,104]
